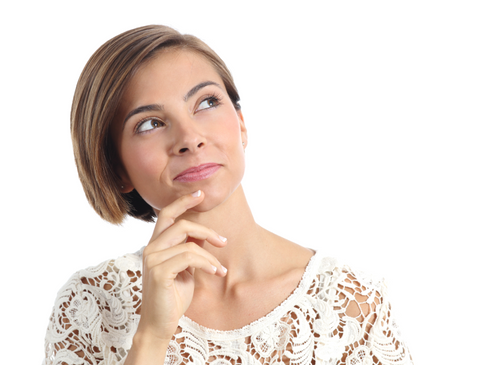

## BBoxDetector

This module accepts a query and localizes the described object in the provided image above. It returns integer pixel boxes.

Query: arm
[122,190,227,365]
[337,270,413,365]
[123,334,169,365]
[44,192,227,365]
[43,274,111,365]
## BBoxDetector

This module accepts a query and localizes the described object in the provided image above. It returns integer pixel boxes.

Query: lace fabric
[43,250,413,364]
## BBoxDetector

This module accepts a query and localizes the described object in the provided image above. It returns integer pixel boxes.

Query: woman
[43,25,412,365]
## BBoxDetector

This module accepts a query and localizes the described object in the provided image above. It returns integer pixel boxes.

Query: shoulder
[51,247,144,316]
[309,256,387,319]
[77,247,144,280]
[52,248,143,315]
[306,255,413,364]
[310,255,386,294]
[43,248,143,364]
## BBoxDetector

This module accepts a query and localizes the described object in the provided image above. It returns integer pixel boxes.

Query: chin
[193,181,242,214]
[188,202,215,213]
[192,190,230,213]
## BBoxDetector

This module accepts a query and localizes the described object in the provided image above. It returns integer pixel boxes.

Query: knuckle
[166,217,176,227]
[158,211,175,226]
[157,206,170,218]
[158,208,174,220]
[185,241,198,251]
[176,219,188,228]
[143,254,151,268]
[150,266,164,282]
[143,246,151,258]
[181,251,195,262]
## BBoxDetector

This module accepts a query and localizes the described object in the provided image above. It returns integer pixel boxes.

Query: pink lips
[174,163,221,183]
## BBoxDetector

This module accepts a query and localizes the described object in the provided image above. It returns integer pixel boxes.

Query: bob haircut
[71,25,241,225]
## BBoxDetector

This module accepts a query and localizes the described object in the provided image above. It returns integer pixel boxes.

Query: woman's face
[112,50,247,213]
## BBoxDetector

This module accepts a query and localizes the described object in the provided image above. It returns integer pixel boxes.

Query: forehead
[123,49,224,103]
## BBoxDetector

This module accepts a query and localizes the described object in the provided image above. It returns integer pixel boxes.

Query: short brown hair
[71,25,241,225]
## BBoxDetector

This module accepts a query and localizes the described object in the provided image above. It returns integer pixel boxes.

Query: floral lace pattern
[43,250,413,364]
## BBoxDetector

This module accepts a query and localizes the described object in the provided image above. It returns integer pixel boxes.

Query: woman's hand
[135,190,227,346]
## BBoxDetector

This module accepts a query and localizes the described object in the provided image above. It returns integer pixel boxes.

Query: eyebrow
[123,104,164,126]
[184,81,221,101]
[123,81,221,126]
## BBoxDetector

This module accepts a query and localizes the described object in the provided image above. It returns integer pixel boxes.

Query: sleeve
[336,267,414,365]
[43,255,142,365]
[43,273,107,365]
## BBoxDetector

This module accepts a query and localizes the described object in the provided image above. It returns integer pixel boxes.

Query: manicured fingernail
[191,190,201,197]
[222,266,228,274]
[211,265,217,273]
[219,235,227,242]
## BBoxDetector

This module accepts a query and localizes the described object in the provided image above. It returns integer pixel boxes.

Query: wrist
[125,332,171,365]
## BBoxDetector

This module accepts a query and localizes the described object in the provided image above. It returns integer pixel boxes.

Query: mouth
[174,163,221,183]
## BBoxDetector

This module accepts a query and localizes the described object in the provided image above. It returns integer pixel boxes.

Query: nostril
[178,142,204,154]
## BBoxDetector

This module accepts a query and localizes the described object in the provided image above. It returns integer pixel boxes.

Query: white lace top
[43,249,413,364]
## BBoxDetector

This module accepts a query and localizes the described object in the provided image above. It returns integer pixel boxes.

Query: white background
[1,1,479,363]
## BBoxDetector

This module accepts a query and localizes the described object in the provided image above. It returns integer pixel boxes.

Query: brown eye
[137,118,164,133]
[197,96,219,111]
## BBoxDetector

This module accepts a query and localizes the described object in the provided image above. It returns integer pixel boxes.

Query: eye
[197,95,221,112]
[136,118,165,133]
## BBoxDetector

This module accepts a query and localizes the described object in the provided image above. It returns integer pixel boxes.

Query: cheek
[121,144,172,210]
[121,142,166,185]
[216,114,243,145]
[219,117,245,170]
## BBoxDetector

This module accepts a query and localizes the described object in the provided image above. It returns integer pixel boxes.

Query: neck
[179,184,270,283]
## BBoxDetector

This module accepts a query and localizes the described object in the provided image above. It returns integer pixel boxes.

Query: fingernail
[219,235,227,242]
[211,265,217,273]
[191,190,201,197]
[222,266,228,274]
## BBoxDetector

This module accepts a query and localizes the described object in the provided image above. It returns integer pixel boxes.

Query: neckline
[179,250,322,340]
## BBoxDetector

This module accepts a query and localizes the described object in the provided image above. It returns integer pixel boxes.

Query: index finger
[149,190,204,243]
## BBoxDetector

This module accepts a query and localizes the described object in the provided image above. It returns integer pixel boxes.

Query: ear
[119,182,134,194]
[237,110,248,149]
[115,162,135,194]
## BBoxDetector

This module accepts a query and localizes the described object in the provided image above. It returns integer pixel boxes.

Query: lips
[174,163,221,182]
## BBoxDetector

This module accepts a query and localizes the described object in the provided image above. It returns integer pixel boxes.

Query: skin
[114,50,246,212]
[113,50,314,365]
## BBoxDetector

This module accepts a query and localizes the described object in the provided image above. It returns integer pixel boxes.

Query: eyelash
[133,93,223,134]
[134,117,165,134]
[197,93,223,111]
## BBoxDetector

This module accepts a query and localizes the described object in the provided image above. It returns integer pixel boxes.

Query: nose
[172,121,207,155]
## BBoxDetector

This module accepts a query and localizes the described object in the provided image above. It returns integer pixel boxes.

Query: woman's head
[71,25,242,225]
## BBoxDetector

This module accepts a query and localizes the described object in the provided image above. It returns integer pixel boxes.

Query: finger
[150,252,220,284]
[146,219,227,254]
[149,190,204,243]
[144,242,227,277]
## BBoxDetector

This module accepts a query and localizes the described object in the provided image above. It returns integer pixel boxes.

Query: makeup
[174,163,221,183]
